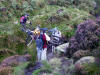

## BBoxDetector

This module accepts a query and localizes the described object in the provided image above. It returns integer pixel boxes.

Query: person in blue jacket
[33,27,44,61]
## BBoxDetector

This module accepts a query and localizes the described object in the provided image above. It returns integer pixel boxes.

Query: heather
[66,19,100,57]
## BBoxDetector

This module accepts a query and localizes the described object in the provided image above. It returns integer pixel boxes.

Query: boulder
[74,56,95,74]
[73,50,90,61]
[48,57,61,68]
[0,54,31,68]
[55,43,69,56]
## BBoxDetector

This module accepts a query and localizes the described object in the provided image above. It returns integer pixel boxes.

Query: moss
[32,61,53,75]
[84,63,100,75]
[32,69,41,75]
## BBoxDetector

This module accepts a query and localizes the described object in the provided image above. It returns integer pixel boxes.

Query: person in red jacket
[41,31,50,61]
[20,14,29,29]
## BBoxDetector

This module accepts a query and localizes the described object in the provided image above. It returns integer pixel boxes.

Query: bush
[75,0,96,13]
[92,47,100,58]
[30,0,45,9]
[32,61,52,75]
[11,0,17,9]
[66,19,100,57]
[22,1,33,12]
[74,63,100,75]
[0,66,13,75]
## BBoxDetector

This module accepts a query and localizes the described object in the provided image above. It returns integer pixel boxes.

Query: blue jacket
[35,34,43,50]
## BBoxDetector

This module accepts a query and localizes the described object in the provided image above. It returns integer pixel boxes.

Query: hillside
[0,0,100,75]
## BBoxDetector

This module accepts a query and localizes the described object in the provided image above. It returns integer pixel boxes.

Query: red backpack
[20,16,25,23]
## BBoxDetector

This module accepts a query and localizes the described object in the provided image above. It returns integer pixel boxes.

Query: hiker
[48,27,62,52]
[20,14,29,29]
[41,29,50,61]
[52,27,62,41]
[33,27,44,61]
[33,27,50,61]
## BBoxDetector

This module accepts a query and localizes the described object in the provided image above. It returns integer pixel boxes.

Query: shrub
[30,0,45,9]
[75,0,96,13]
[94,0,100,17]
[0,66,13,75]
[11,0,17,9]
[66,19,100,57]
[84,63,100,75]
[22,1,33,12]
[92,47,100,58]
[32,61,52,75]
[74,63,100,75]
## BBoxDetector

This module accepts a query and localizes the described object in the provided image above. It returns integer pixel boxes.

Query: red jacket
[42,33,47,48]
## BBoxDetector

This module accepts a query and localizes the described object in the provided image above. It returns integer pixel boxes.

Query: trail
[24,52,55,75]
[24,50,73,75]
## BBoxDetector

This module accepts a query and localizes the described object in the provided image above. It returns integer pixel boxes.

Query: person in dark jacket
[20,14,29,29]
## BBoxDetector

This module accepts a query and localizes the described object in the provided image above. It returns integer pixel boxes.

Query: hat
[25,14,29,17]
[33,27,40,35]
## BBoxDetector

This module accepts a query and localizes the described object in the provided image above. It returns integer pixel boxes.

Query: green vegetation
[32,58,74,75]
[84,63,100,75]
[31,5,91,37]
[0,0,93,62]
[13,62,29,75]
[32,61,53,75]
[0,0,100,75]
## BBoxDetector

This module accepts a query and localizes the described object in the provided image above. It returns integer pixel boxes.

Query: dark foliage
[47,15,63,24]
[92,47,100,58]
[66,19,100,57]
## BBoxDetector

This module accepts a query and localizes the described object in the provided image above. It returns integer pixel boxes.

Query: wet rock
[0,54,31,68]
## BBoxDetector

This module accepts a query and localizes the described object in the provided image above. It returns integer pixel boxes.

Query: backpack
[44,33,50,41]
[20,16,25,23]
[42,33,48,48]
